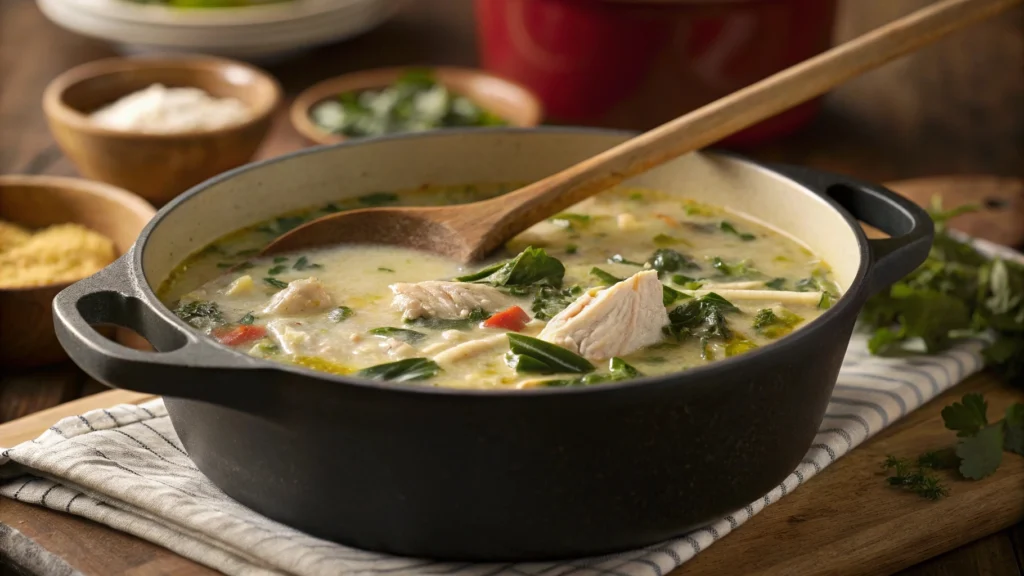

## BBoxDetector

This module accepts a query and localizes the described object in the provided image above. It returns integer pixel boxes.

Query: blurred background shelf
[5,0,1020,183]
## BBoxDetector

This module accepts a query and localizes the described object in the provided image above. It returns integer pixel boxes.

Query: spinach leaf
[239,312,256,325]
[752,307,804,339]
[591,267,687,305]
[795,277,820,292]
[710,257,756,277]
[818,292,835,310]
[662,284,688,306]
[218,261,255,271]
[200,244,226,256]
[701,292,740,312]
[293,256,322,270]
[795,268,840,297]
[173,300,224,330]
[608,356,640,378]
[719,221,756,241]
[273,256,289,263]
[456,247,565,287]
[357,192,399,206]
[671,274,704,290]
[455,261,504,283]
[765,278,786,290]
[407,308,488,330]
[369,327,427,343]
[590,267,623,286]
[268,264,287,275]
[543,357,642,387]
[648,249,699,274]
[725,335,758,357]
[531,285,584,320]
[263,277,289,290]
[752,308,779,330]
[663,292,739,342]
[327,306,354,322]
[505,333,595,374]
[506,285,532,297]
[356,358,441,382]
[257,216,306,236]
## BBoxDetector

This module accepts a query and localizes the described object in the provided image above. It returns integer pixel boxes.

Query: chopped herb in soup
[309,69,507,138]
[159,185,842,389]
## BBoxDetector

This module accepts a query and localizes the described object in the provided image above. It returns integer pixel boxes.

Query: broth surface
[159,185,841,389]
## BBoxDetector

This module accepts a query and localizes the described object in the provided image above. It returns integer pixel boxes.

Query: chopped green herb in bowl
[293,67,541,144]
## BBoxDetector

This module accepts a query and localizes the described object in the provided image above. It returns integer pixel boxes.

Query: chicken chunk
[262,277,333,316]
[390,281,517,320]
[380,337,417,360]
[265,319,317,356]
[265,319,355,362]
[538,270,668,360]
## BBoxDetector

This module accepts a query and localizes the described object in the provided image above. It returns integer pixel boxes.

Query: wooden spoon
[264,0,1022,263]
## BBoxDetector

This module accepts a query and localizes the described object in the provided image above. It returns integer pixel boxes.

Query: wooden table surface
[1,0,1022,574]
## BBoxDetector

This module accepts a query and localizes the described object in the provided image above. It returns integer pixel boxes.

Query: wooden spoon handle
[461,0,1021,259]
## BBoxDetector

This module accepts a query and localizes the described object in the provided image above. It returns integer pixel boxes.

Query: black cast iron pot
[52,129,932,561]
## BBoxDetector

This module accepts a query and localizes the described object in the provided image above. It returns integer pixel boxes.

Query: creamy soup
[159,185,841,389]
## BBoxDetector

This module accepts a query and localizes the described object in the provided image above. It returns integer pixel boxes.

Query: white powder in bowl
[89,83,251,134]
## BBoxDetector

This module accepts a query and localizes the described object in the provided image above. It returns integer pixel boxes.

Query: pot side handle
[767,164,934,297]
[52,251,265,405]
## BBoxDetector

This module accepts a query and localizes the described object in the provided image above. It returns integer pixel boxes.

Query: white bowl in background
[36,0,406,62]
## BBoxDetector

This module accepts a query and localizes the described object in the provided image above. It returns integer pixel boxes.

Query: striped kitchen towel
[0,237,1016,576]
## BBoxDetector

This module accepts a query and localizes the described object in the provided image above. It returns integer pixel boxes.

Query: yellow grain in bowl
[0,221,31,252]
[0,221,116,288]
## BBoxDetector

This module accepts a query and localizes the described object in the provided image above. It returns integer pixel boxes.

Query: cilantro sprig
[883,393,1024,499]
[861,199,1024,385]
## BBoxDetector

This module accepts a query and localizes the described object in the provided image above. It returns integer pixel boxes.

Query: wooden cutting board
[1,175,1022,575]
[1,378,1022,576]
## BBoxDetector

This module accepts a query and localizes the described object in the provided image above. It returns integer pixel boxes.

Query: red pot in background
[475,0,836,147]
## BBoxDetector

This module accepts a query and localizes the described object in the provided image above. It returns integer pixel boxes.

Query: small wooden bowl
[0,175,156,368]
[43,55,282,207]
[290,66,543,145]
